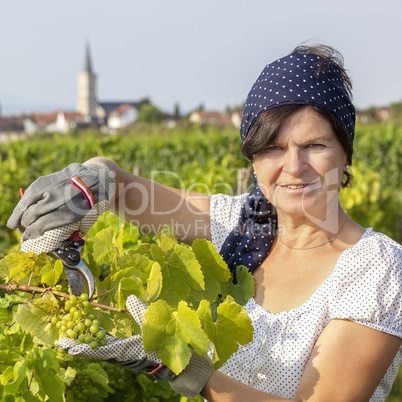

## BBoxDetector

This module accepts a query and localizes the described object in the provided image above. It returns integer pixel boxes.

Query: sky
[1,0,402,116]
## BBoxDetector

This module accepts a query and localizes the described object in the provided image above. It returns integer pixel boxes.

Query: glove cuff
[169,350,213,399]
[84,162,116,201]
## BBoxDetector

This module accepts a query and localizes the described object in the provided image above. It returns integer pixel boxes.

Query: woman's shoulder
[332,227,401,300]
[336,227,402,280]
[210,192,249,209]
[210,193,249,223]
[351,228,402,263]
[330,228,402,338]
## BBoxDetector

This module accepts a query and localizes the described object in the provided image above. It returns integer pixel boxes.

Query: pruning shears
[48,231,95,300]
[19,188,95,300]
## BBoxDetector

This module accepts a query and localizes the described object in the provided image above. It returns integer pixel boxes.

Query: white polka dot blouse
[209,193,402,401]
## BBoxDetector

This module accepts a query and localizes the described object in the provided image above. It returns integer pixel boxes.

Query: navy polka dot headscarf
[220,52,356,280]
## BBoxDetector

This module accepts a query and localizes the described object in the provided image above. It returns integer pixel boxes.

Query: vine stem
[0,283,132,316]
[27,260,37,286]
[27,369,35,391]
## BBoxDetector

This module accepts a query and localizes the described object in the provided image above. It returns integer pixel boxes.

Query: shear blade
[65,267,84,296]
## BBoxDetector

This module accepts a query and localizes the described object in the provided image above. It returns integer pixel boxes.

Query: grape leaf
[114,311,139,337]
[204,296,253,369]
[116,277,143,309]
[150,244,164,262]
[114,223,125,255]
[0,308,11,325]
[155,225,178,254]
[110,265,147,287]
[142,299,210,374]
[3,360,27,395]
[15,294,59,346]
[41,260,64,287]
[100,264,145,314]
[0,297,10,308]
[157,245,205,307]
[115,253,152,281]
[30,348,65,402]
[1,251,39,283]
[0,350,23,366]
[18,333,34,356]
[81,363,113,393]
[195,299,211,325]
[19,391,43,402]
[85,252,101,278]
[92,228,118,264]
[59,367,77,387]
[219,266,255,306]
[133,243,154,260]
[192,239,230,282]
[233,266,255,306]
[0,366,14,386]
[190,239,230,302]
[32,291,59,312]
[146,262,162,303]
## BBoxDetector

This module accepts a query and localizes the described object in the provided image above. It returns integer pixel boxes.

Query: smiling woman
[6,43,402,401]
[252,107,348,223]
[210,44,401,401]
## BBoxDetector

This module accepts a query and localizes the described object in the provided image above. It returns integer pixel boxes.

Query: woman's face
[252,108,347,220]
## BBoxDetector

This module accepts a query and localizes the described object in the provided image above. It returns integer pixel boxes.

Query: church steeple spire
[83,42,93,74]
[77,39,98,118]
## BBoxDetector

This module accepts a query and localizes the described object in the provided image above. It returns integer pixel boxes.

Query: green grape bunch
[105,365,126,391]
[51,294,107,350]
[67,371,93,402]
[98,263,111,281]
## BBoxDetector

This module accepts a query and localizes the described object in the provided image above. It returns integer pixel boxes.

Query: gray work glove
[7,162,116,255]
[58,295,213,399]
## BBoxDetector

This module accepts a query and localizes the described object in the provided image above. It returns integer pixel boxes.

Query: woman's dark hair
[241,45,354,188]
[293,44,353,98]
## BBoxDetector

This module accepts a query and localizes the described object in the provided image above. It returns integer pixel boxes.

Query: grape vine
[0,215,254,401]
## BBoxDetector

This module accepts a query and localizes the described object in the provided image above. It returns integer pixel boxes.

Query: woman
[7,44,402,401]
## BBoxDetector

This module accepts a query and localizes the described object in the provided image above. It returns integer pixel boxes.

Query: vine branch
[0,283,132,316]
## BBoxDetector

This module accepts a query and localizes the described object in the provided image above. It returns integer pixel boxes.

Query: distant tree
[390,101,402,122]
[173,103,181,119]
[137,103,163,124]
[137,97,151,109]
[195,103,205,112]
[225,103,246,114]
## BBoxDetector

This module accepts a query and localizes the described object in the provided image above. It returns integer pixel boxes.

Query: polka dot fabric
[240,53,356,145]
[219,176,277,280]
[210,194,402,401]
[20,200,108,254]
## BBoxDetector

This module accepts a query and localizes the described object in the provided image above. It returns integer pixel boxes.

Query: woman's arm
[86,157,211,243]
[201,319,401,402]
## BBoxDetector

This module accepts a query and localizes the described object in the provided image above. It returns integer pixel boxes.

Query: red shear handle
[70,231,84,242]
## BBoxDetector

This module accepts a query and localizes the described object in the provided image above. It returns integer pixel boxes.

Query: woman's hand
[7,162,116,254]
[58,295,213,399]
[58,295,175,380]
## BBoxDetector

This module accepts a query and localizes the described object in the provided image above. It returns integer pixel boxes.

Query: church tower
[77,42,97,117]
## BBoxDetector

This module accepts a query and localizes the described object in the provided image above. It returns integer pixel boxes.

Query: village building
[76,42,139,130]
[0,41,245,141]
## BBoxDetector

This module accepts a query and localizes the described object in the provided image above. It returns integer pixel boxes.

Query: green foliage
[0,125,247,258]
[339,123,402,242]
[0,218,254,401]
[0,122,401,399]
[137,104,164,124]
